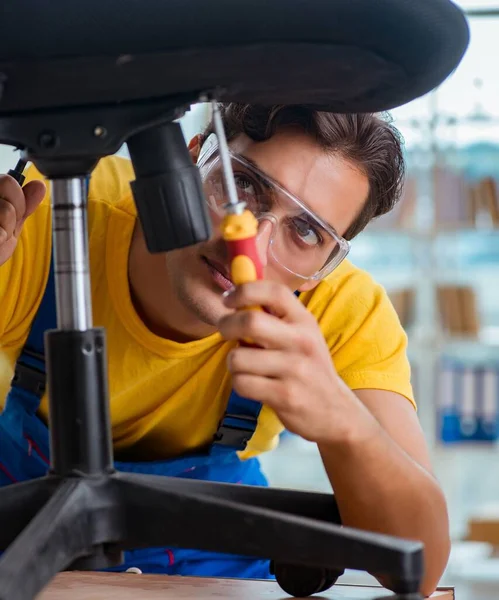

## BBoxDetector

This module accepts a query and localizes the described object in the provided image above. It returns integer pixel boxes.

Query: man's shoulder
[300,258,402,348]
[303,262,413,407]
[302,259,387,315]
[89,155,136,215]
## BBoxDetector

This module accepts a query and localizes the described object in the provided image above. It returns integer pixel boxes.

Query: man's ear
[188,134,203,164]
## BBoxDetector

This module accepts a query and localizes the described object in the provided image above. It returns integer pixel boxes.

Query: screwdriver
[211,101,263,291]
[8,158,28,185]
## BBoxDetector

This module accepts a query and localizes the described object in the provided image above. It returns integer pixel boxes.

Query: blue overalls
[0,257,273,579]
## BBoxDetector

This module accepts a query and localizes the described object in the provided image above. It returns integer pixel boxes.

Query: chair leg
[0,477,59,551]
[120,470,341,523]
[114,472,423,594]
[0,479,94,600]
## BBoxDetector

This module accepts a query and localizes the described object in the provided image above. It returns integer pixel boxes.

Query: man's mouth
[202,256,233,292]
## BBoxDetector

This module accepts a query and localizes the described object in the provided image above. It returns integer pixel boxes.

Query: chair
[0,1,469,598]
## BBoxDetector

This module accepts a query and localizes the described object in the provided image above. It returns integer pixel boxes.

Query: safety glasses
[197,135,350,280]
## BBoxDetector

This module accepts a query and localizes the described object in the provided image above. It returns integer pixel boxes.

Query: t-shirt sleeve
[309,268,415,409]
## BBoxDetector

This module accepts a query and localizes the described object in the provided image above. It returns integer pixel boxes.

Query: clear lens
[199,152,350,280]
[269,223,343,279]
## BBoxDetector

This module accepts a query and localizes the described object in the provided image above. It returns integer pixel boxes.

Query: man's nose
[255,218,274,268]
[208,207,224,239]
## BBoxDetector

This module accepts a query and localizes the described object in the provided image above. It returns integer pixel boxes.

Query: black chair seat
[0,0,469,115]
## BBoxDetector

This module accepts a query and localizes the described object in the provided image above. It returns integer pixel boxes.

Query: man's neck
[128,286,202,343]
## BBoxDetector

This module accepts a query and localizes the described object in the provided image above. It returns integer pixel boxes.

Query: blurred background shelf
[266,6,499,597]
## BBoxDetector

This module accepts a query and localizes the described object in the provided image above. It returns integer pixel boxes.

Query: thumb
[22,180,47,220]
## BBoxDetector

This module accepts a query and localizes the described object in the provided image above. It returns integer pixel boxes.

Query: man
[0,104,449,594]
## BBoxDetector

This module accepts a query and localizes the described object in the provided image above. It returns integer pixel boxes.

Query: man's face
[156,128,369,336]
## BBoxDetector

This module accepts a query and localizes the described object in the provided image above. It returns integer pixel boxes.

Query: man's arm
[318,389,449,597]
[218,281,449,597]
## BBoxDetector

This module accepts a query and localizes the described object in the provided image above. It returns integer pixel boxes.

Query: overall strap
[10,255,56,412]
[212,389,262,453]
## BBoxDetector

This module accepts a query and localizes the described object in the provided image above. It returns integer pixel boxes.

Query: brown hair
[201,104,405,240]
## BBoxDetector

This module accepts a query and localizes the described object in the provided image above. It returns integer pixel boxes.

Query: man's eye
[232,171,272,213]
[234,174,256,196]
[291,217,323,247]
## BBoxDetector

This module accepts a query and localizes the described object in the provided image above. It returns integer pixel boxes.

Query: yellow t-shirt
[0,156,414,462]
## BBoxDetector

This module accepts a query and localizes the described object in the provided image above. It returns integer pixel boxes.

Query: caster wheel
[316,570,344,593]
[271,562,343,597]
[377,576,421,597]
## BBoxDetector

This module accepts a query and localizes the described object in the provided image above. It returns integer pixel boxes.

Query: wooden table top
[38,572,455,600]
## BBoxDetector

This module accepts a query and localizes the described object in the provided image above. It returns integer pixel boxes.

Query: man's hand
[0,173,46,266]
[218,280,377,445]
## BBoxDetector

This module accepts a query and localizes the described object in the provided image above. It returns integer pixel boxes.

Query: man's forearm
[318,419,450,597]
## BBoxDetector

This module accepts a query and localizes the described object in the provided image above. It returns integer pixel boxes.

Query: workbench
[38,572,455,599]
